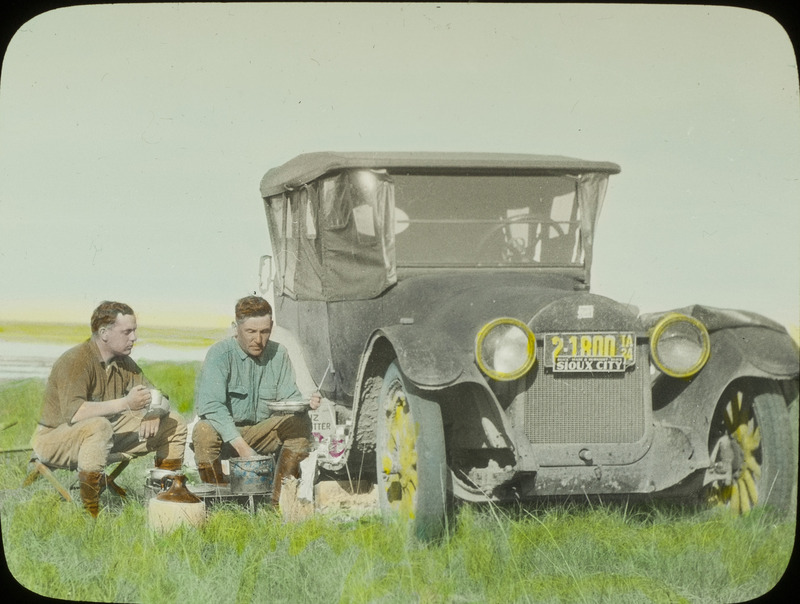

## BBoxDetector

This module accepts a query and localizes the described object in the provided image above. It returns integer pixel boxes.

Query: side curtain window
[317,170,397,300]
[576,172,609,277]
[320,174,351,230]
[295,184,324,299]
[265,192,299,298]
[319,171,388,245]
[265,194,286,295]
[283,191,299,297]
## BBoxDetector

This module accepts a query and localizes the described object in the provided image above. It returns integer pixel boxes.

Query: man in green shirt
[192,296,320,506]
[32,301,187,517]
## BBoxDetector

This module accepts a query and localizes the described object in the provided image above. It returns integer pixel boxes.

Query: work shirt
[38,339,153,428]
[194,337,302,443]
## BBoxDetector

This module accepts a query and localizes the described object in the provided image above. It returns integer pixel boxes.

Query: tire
[705,379,795,515]
[376,361,448,541]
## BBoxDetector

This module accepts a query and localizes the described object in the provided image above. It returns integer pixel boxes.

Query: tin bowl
[187,483,219,497]
[267,401,310,414]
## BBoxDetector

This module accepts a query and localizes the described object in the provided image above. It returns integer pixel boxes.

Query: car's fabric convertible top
[260,151,621,197]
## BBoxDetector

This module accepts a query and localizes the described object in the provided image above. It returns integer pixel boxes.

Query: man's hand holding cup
[125,385,151,412]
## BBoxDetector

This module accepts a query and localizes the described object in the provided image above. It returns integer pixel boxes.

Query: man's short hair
[235,296,272,324]
[91,301,135,334]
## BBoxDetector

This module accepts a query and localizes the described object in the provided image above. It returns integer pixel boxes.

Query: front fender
[372,325,467,388]
[640,304,789,335]
[717,325,799,377]
[336,325,469,472]
[647,305,798,393]
[653,322,799,467]
[349,325,537,485]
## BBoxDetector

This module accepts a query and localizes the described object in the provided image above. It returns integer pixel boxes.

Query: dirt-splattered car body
[258,152,798,537]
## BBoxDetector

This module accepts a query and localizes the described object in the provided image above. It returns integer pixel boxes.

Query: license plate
[543,332,636,372]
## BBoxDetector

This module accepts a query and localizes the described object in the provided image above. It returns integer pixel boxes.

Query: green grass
[137,360,201,416]
[1,367,796,604]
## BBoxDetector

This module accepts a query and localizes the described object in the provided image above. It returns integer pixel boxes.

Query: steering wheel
[477,216,570,264]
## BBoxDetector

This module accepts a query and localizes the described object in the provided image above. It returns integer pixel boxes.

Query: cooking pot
[229,454,275,495]
[146,468,176,488]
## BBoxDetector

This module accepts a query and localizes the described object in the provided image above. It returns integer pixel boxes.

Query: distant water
[0,340,209,381]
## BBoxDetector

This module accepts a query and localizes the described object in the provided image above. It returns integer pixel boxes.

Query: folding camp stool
[23,453,132,502]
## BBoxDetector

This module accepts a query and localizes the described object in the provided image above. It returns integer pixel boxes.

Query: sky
[0,3,798,329]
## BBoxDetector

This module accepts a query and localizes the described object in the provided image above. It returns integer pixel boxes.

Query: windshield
[265,169,607,301]
[391,174,583,268]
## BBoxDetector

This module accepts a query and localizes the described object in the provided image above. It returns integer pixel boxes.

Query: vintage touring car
[258,151,798,539]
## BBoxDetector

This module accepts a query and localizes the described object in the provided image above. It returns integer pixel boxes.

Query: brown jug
[148,473,206,534]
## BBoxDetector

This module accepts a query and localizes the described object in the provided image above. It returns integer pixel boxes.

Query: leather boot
[197,459,228,484]
[271,448,309,508]
[155,457,183,472]
[78,471,104,518]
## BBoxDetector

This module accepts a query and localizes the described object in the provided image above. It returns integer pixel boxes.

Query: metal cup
[146,389,170,416]
[150,389,164,410]
[139,389,168,441]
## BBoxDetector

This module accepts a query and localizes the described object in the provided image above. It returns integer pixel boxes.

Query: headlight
[475,318,536,381]
[649,313,710,378]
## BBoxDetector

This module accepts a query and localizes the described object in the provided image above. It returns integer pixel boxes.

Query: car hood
[388,271,638,337]
[373,271,640,387]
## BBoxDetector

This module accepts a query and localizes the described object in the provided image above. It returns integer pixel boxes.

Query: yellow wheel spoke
[717,484,733,507]
[746,426,761,451]
[739,478,752,514]
[726,393,742,430]
[730,482,740,515]
[709,388,766,516]
[742,469,758,507]
[382,385,420,520]
[744,455,761,479]
[733,424,748,445]
[723,403,736,433]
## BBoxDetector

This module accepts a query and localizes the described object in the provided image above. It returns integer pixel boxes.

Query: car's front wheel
[376,361,448,540]
[705,379,795,515]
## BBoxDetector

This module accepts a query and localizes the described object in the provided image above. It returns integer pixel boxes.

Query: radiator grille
[523,345,648,444]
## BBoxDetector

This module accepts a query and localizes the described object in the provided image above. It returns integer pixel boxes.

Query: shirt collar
[232,336,267,362]
[88,338,124,373]
[233,336,251,361]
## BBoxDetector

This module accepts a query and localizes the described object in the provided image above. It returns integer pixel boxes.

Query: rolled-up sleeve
[195,344,240,443]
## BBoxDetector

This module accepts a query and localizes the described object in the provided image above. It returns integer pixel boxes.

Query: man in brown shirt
[32,301,187,517]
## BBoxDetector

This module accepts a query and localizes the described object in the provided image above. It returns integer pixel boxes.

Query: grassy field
[0,363,796,603]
